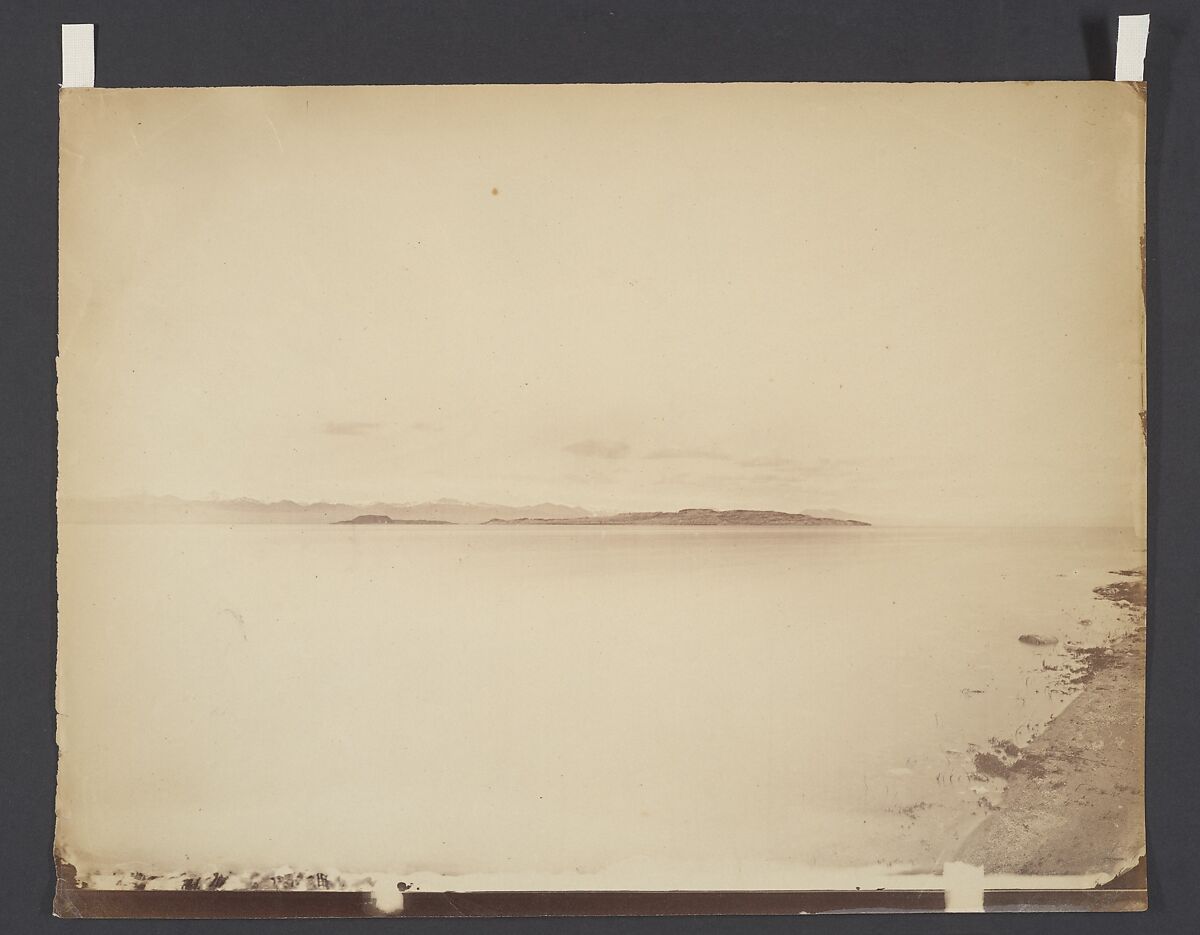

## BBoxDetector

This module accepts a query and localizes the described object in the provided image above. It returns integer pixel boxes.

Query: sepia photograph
[55,80,1146,915]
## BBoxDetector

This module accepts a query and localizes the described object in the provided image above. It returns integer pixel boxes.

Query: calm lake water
[58,524,1143,883]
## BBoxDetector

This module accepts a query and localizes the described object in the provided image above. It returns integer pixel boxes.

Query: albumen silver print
[56,82,1147,916]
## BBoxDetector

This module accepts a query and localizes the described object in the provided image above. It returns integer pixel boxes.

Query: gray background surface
[2,1,1196,931]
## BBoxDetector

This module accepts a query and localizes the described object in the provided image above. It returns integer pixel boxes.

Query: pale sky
[59,83,1146,525]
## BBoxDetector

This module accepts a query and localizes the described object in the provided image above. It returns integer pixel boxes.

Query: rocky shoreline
[954,570,1147,881]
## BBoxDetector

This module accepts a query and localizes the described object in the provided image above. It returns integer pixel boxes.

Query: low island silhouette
[335,508,870,527]
[485,508,870,526]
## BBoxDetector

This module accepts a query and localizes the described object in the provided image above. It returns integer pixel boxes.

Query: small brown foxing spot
[491,187,499,196]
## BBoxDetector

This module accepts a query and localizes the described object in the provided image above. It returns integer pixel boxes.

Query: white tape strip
[61,24,95,88]
[1115,14,1149,82]
[943,861,985,913]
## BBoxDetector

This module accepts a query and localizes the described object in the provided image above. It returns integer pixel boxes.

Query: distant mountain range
[60,496,595,525]
[334,514,452,526]
[485,509,870,527]
[61,497,869,527]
